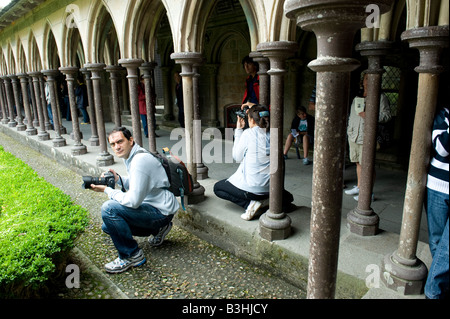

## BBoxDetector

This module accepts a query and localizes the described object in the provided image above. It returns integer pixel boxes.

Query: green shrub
[0,146,89,298]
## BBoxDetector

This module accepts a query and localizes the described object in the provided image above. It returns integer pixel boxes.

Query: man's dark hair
[241,55,260,73]
[108,127,134,143]
[296,106,307,114]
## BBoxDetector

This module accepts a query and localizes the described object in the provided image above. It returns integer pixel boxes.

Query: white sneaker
[241,200,262,221]
[345,185,359,195]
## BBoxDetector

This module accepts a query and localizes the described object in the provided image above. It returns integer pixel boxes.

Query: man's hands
[89,169,119,193]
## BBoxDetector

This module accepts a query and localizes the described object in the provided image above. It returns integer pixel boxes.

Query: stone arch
[87,1,120,64]
[61,11,86,68]
[42,23,61,70]
[28,32,43,72]
[18,44,27,73]
[0,49,7,74]
[127,0,167,61]
[6,43,16,74]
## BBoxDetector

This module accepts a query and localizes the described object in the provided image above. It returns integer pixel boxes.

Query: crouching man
[89,127,179,273]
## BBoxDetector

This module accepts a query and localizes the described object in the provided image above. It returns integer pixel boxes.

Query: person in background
[344,73,391,201]
[138,75,148,138]
[241,55,259,109]
[424,105,449,299]
[283,105,315,165]
[75,76,90,124]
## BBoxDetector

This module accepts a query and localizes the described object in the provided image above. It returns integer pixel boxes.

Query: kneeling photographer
[88,126,179,274]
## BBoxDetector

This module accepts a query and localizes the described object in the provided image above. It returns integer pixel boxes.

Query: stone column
[161,66,174,122]
[257,41,297,241]
[60,66,87,156]
[38,75,52,131]
[85,63,114,166]
[285,0,392,299]
[80,68,99,146]
[119,58,144,147]
[42,70,66,147]
[28,72,50,141]
[120,69,130,116]
[10,75,26,131]
[205,64,220,127]
[347,41,392,236]
[0,78,10,124]
[139,62,158,153]
[28,76,39,128]
[193,62,209,180]
[53,80,67,135]
[2,76,17,127]
[382,25,448,295]
[250,51,270,107]
[17,73,37,136]
[105,65,122,127]
[171,52,205,204]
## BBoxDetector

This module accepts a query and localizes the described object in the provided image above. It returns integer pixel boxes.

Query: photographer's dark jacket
[104,144,180,215]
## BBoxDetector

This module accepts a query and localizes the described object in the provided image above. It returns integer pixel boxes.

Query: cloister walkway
[0,117,431,299]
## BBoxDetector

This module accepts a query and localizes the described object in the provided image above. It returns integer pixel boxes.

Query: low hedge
[0,146,89,298]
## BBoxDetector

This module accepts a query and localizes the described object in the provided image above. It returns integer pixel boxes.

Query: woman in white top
[214,105,271,220]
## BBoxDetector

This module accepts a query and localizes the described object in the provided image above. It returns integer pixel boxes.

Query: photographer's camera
[82,171,115,189]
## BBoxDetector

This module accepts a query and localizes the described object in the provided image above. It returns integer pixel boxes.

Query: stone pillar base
[96,153,114,167]
[259,211,291,241]
[16,124,26,131]
[187,184,205,204]
[89,137,100,146]
[26,128,38,136]
[70,131,83,140]
[382,251,427,295]
[8,121,17,127]
[72,145,88,156]
[196,164,209,180]
[38,131,50,141]
[52,137,66,147]
[1,119,9,124]
[347,207,379,236]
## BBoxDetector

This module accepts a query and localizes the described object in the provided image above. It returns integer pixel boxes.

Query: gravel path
[1,131,305,300]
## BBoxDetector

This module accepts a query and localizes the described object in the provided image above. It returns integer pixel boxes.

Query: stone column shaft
[29,72,50,141]
[382,25,448,296]
[140,62,158,153]
[171,52,205,204]
[347,41,392,236]
[28,76,39,127]
[10,75,26,131]
[285,0,392,299]
[60,66,87,156]
[18,74,37,135]
[119,59,144,147]
[2,76,17,127]
[0,79,10,124]
[257,41,297,242]
[85,63,114,166]
[250,52,270,106]
[42,70,66,147]
[38,75,52,131]
[105,65,123,127]
[193,63,209,180]
[80,68,99,146]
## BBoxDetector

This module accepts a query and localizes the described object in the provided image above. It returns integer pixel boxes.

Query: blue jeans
[425,188,449,299]
[47,104,53,125]
[101,200,173,259]
[140,114,148,137]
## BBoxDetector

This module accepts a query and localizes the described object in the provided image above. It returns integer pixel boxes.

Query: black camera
[82,171,115,189]
[235,105,249,118]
